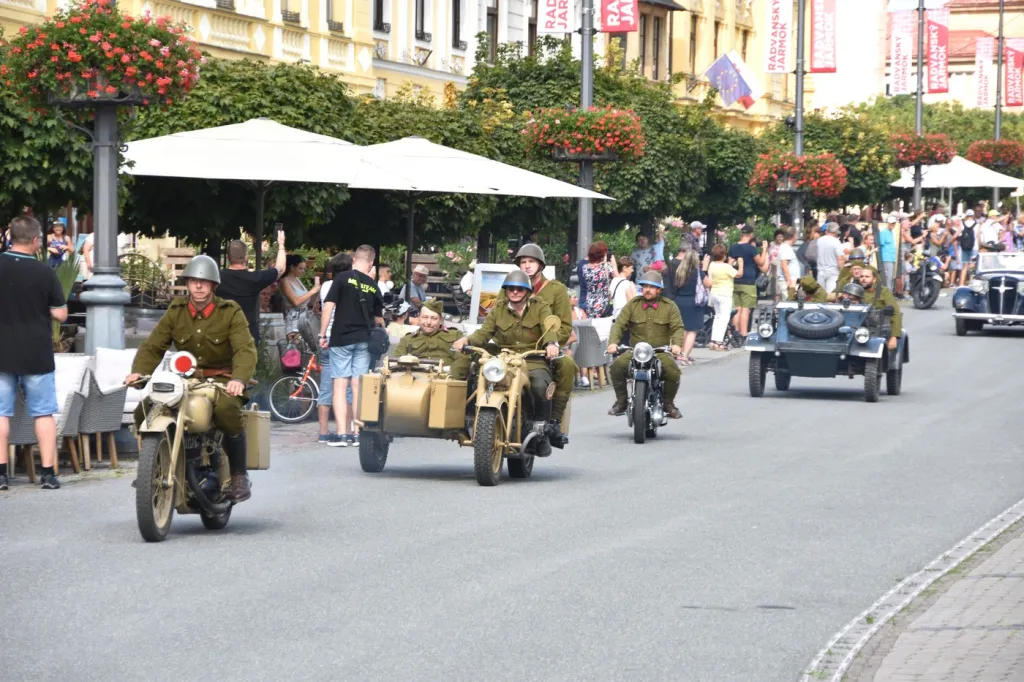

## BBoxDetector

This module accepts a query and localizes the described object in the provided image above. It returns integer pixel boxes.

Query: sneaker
[349,433,359,448]
[318,433,342,445]
[40,473,60,490]
[0,474,8,491]
[328,434,349,448]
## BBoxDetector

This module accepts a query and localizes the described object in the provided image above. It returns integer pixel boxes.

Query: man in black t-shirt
[217,230,288,344]
[318,245,384,447]
[0,216,69,491]
[728,225,767,338]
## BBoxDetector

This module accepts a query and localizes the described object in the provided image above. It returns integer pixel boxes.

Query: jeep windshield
[977,252,1024,273]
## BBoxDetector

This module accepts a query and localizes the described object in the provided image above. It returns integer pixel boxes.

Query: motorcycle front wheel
[136,433,175,542]
[632,382,648,444]
[912,281,941,309]
[473,408,504,487]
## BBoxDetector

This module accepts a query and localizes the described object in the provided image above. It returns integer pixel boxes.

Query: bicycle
[694,308,745,349]
[269,345,321,424]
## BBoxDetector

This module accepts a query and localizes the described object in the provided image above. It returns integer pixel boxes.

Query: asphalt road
[3,302,1023,682]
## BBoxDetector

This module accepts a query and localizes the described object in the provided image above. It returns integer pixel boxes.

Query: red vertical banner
[1005,39,1024,107]
[926,7,949,94]
[977,37,994,107]
[600,0,639,33]
[810,0,837,73]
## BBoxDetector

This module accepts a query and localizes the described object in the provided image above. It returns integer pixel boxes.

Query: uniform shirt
[0,252,67,374]
[609,296,684,347]
[217,267,280,343]
[494,277,573,346]
[131,296,257,381]
[864,285,903,338]
[393,328,470,379]
[466,297,557,363]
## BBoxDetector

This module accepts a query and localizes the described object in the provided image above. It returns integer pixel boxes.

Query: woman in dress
[607,256,636,320]
[47,221,71,268]
[280,254,320,341]
[671,243,707,366]
[578,240,618,318]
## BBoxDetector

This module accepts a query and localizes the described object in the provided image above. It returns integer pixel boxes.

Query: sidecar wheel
[507,456,534,479]
[358,431,389,473]
[473,408,503,486]
[136,433,175,543]
[200,507,232,530]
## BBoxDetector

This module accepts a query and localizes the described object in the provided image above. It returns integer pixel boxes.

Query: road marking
[799,495,1024,682]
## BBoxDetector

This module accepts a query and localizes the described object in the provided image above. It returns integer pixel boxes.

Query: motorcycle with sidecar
[356,316,569,486]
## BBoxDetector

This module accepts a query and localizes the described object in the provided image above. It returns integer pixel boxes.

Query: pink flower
[149,38,161,47]
[445,251,455,258]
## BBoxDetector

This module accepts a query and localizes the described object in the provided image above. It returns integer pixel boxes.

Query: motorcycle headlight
[633,342,654,363]
[482,358,506,383]
[854,327,870,344]
[758,323,773,338]
[145,372,184,406]
[970,278,989,294]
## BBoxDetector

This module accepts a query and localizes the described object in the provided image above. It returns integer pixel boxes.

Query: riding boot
[222,432,251,502]
[548,397,568,448]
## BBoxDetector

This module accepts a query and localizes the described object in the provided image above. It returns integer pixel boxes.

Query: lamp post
[993,0,1006,209]
[913,0,925,212]
[791,0,807,234]
[577,0,596,266]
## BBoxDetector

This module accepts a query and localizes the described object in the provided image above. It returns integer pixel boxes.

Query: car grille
[987,276,1020,315]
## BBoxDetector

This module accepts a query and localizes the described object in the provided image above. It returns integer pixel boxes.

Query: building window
[639,15,647,73]
[374,0,390,33]
[326,0,343,32]
[713,21,720,58]
[688,14,698,74]
[741,29,749,62]
[452,1,467,49]
[652,17,661,81]
[613,33,627,69]
[528,0,538,56]
[486,0,499,63]
[281,0,300,23]
[415,0,426,40]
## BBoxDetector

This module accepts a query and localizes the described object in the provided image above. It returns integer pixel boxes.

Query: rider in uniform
[392,299,470,379]
[495,244,575,446]
[125,255,257,502]
[453,270,560,456]
[858,267,904,351]
[837,282,866,305]
[605,271,684,419]
[835,248,867,293]
[790,273,829,303]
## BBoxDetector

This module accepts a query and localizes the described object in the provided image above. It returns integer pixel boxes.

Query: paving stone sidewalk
[846,522,1024,682]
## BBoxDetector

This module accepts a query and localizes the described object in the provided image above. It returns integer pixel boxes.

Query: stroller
[693,306,746,350]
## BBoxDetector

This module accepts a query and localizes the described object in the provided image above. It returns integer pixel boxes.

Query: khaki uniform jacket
[791,274,829,303]
[394,328,463,362]
[864,285,904,338]
[495,277,573,346]
[131,296,258,381]
[467,298,558,355]
[609,296,684,347]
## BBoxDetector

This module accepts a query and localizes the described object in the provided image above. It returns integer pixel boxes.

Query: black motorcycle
[910,255,944,309]
[615,343,671,444]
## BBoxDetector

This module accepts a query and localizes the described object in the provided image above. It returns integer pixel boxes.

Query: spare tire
[785,308,845,339]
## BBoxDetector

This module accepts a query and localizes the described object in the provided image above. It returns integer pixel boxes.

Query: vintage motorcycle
[356,316,567,486]
[131,351,270,542]
[613,343,671,444]
[909,255,944,310]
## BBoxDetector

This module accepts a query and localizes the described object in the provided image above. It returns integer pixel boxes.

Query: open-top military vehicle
[745,298,909,403]
[356,316,569,486]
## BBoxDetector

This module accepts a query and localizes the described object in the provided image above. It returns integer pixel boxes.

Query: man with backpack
[958,209,979,287]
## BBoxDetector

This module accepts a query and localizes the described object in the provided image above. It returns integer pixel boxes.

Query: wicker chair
[7,354,89,480]
[77,348,135,470]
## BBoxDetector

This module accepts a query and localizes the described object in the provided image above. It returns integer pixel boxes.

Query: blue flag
[704,52,759,110]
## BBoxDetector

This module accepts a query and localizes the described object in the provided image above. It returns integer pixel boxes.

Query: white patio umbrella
[891,155,1024,191]
[348,136,612,280]
[122,118,369,267]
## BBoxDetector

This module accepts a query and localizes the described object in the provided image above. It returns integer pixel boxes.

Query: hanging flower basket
[749,151,849,200]
[521,106,645,162]
[0,0,203,111]
[966,139,1024,170]
[892,133,956,167]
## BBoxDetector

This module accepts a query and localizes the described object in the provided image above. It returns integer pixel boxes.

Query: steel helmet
[849,248,866,261]
[180,254,221,285]
[513,243,546,267]
[501,269,533,291]
[636,270,664,289]
[841,282,865,300]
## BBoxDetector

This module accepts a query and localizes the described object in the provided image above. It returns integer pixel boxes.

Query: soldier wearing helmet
[125,254,258,502]
[606,270,684,419]
[492,244,577,444]
[834,248,868,295]
[838,281,866,304]
[454,270,560,455]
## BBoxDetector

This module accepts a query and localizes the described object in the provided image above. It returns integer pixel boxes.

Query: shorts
[317,350,333,407]
[0,372,59,418]
[329,342,370,379]
[962,249,978,267]
[733,284,757,309]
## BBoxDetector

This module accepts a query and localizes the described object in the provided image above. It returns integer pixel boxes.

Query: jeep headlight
[633,342,654,363]
[758,323,773,338]
[970,278,989,293]
[854,327,870,344]
[482,358,506,383]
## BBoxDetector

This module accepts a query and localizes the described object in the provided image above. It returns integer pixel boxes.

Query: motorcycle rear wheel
[136,433,175,542]
[632,382,648,444]
[200,507,232,530]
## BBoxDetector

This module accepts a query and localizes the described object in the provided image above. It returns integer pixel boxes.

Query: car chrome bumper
[952,312,1024,322]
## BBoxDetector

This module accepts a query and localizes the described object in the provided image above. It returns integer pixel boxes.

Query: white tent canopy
[892,155,1024,192]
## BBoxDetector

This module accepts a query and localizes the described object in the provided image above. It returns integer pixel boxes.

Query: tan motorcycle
[357,316,569,486]
[131,352,270,542]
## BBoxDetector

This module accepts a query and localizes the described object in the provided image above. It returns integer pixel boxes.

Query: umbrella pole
[254,184,266,272]
[405,200,415,288]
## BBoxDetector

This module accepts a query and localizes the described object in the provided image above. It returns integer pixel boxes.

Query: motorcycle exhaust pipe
[519,431,538,457]
[185,460,232,515]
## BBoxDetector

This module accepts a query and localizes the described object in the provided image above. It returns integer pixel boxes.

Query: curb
[799,494,1024,682]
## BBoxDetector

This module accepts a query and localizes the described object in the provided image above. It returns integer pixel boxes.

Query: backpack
[959,222,976,251]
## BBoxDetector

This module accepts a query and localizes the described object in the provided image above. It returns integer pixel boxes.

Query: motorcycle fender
[137,413,176,435]
[849,338,885,359]
[632,370,651,381]
[900,334,910,363]
[475,390,507,414]
[929,273,944,283]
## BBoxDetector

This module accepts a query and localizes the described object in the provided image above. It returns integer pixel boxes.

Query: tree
[121,58,356,249]
[692,124,774,226]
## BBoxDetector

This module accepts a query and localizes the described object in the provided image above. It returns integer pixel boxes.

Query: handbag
[357,283,390,356]
[755,272,771,293]
[280,343,302,371]
[694,271,709,307]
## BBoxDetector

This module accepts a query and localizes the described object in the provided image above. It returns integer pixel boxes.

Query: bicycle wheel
[268,375,319,423]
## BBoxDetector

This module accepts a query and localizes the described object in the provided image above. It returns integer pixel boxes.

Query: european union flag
[704,51,758,110]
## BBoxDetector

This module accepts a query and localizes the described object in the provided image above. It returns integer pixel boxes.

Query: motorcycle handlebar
[607,345,673,356]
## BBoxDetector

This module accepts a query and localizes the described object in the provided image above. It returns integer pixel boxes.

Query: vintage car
[952,252,1024,335]
[745,300,909,403]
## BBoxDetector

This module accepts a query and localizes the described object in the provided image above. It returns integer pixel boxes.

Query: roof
[641,0,689,9]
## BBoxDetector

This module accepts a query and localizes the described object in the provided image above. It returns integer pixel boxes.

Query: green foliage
[696,125,774,224]
[121,58,356,247]
[50,253,81,350]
